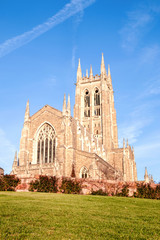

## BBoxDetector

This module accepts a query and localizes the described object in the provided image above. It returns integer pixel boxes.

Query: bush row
[0,175,20,191]
[134,183,160,199]
[1,175,159,199]
[29,176,81,194]
[91,183,160,199]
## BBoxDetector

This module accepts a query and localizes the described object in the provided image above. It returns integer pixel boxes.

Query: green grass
[0,192,160,240]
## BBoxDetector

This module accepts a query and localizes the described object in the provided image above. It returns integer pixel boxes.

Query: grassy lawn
[0,192,160,240]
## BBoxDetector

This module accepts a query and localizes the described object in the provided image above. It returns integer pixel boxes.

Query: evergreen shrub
[29,175,58,193]
[134,183,160,199]
[60,178,81,194]
[91,189,108,196]
[0,175,20,191]
[116,184,129,197]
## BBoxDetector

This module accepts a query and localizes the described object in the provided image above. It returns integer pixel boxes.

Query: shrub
[134,183,160,199]
[0,175,20,191]
[29,175,58,193]
[91,189,108,196]
[116,184,129,197]
[60,178,81,194]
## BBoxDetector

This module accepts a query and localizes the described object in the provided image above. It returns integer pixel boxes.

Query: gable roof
[31,104,62,120]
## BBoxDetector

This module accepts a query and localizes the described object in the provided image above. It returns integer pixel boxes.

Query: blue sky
[0,0,160,182]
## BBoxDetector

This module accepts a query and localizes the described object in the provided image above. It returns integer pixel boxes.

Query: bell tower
[74,54,118,150]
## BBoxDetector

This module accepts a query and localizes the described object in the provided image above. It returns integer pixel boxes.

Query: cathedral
[11,54,137,182]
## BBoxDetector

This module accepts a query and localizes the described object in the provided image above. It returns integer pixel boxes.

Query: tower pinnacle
[24,100,30,122]
[101,53,106,76]
[90,65,93,78]
[86,69,88,78]
[77,58,82,81]
[63,94,66,115]
[123,138,125,149]
[144,167,149,183]
[67,94,71,116]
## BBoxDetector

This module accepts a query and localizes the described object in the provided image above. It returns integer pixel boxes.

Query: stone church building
[11,54,137,182]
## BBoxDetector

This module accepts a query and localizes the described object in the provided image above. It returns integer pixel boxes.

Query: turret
[90,65,93,80]
[18,100,30,166]
[126,139,129,148]
[123,138,125,149]
[12,151,18,168]
[101,53,106,77]
[86,69,88,78]
[107,64,112,86]
[144,167,149,183]
[24,100,30,122]
[67,94,71,116]
[77,58,82,81]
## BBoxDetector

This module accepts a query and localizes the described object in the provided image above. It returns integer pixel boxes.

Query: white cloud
[71,9,84,70]
[135,142,160,159]
[134,133,160,183]
[139,73,160,98]
[72,45,77,69]
[119,4,160,51]
[0,0,96,58]
[143,80,160,97]
[120,10,152,51]
[118,104,153,146]
[46,76,57,87]
[118,118,151,146]
[0,128,16,174]
[139,45,160,65]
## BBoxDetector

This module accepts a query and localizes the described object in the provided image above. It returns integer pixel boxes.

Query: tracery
[37,123,56,164]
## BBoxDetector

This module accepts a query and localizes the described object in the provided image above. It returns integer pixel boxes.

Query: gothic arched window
[94,88,100,116]
[37,123,56,164]
[84,90,90,117]
[80,166,88,178]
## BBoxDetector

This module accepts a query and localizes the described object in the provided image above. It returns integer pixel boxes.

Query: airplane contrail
[0,0,96,58]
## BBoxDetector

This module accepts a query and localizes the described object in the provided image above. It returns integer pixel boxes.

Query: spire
[24,100,30,122]
[62,94,66,115]
[14,151,17,162]
[90,65,93,79]
[86,69,88,78]
[67,94,71,116]
[126,139,129,148]
[123,138,125,149]
[145,167,148,177]
[144,167,149,183]
[101,53,106,76]
[77,58,82,81]
[12,151,18,168]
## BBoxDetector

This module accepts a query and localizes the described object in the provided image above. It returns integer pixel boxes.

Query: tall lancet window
[84,90,90,117]
[36,123,56,164]
[94,88,100,116]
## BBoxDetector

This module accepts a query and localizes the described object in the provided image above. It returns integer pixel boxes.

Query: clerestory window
[37,123,56,164]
